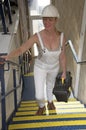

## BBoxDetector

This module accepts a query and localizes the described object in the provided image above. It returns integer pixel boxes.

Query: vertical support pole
[0,64,7,130]
[0,1,8,34]
[13,69,17,112]
[4,0,12,24]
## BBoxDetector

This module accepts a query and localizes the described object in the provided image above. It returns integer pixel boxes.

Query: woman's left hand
[61,72,66,79]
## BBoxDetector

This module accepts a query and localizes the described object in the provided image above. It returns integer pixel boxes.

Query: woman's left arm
[59,35,66,79]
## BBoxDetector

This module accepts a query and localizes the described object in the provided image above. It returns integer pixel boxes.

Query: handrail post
[13,69,17,112]
[4,0,12,24]
[0,64,7,130]
[0,1,8,34]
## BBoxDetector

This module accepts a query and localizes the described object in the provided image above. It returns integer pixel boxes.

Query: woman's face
[43,17,57,30]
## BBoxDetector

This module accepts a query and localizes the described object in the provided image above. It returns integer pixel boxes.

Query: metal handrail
[0,85,20,101]
[0,58,22,130]
[67,40,86,64]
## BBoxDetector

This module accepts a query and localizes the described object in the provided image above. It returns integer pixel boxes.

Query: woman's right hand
[0,55,9,61]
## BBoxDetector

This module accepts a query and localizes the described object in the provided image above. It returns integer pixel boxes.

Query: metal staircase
[1,58,86,130]
[8,99,86,130]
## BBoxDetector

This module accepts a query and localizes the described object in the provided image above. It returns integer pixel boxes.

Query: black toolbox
[53,71,72,102]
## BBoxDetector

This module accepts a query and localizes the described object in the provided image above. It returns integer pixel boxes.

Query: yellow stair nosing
[13,113,86,121]
[8,120,86,129]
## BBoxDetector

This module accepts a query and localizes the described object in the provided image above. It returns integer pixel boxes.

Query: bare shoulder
[29,33,38,42]
[38,29,46,37]
[63,33,66,44]
[60,31,66,44]
[32,30,44,46]
[27,33,40,46]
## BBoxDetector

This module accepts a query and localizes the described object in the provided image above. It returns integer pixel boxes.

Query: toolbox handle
[62,78,64,84]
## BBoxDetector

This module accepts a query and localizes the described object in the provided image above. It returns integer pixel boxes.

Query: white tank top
[35,32,64,70]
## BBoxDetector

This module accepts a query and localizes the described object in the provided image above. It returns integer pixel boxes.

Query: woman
[1,4,66,115]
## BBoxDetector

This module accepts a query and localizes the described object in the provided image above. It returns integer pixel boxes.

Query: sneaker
[47,102,56,110]
[35,106,45,115]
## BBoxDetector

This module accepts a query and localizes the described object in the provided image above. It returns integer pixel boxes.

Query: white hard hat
[42,4,60,18]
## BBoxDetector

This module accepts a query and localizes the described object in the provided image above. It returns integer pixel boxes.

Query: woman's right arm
[1,34,38,60]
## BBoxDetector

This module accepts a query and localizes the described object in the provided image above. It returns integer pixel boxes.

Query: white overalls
[34,32,64,108]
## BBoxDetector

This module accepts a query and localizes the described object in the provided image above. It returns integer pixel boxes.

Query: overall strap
[60,32,64,47]
[37,32,44,49]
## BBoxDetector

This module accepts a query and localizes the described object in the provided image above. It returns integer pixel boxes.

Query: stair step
[8,120,86,130]
[13,113,86,121]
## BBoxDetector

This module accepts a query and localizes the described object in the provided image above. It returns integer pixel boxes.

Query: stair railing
[66,40,86,64]
[0,56,22,130]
